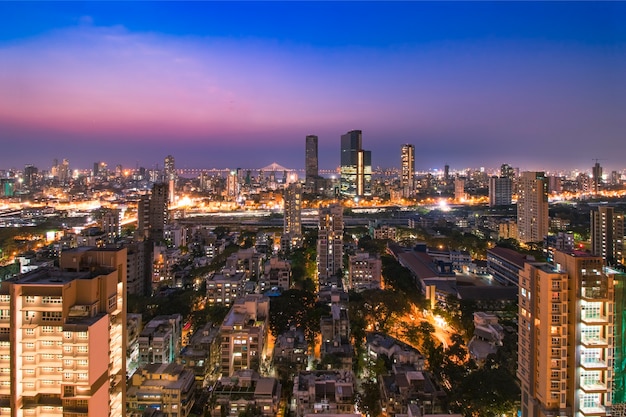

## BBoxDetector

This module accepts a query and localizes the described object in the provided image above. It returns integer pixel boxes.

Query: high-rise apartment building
[593,161,603,195]
[305,135,319,188]
[454,178,466,202]
[489,176,512,207]
[340,130,371,198]
[101,208,121,244]
[518,250,614,417]
[284,182,302,238]
[591,206,624,265]
[317,204,344,284]
[164,155,176,203]
[0,247,127,417]
[148,183,169,242]
[517,171,549,243]
[401,144,415,197]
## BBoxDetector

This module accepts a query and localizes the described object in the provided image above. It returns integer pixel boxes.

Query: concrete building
[317,204,344,285]
[454,178,466,202]
[101,208,121,244]
[259,257,291,293]
[487,246,531,286]
[210,369,281,417]
[0,247,127,417]
[517,171,549,244]
[347,252,381,291]
[127,363,195,417]
[591,206,624,265]
[518,251,614,416]
[206,272,246,306]
[220,294,269,377]
[138,314,182,367]
[178,323,221,386]
[292,370,356,417]
[489,176,512,207]
[340,130,371,198]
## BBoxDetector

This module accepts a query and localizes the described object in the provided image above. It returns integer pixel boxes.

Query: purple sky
[1,2,625,173]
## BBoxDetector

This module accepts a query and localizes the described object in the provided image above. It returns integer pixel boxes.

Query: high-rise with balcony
[517,171,549,243]
[591,206,624,265]
[340,130,371,198]
[0,247,127,417]
[283,182,302,249]
[164,155,176,203]
[518,250,614,417]
[401,144,415,197]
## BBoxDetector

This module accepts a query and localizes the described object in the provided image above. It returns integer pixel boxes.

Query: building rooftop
[6,267,106,285]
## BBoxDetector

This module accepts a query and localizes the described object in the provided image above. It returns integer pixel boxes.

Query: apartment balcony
[581,315,609,325]
[579,404,606,416]
[580,380,607,393]
[580,359,608,370]
[581,337,608,348]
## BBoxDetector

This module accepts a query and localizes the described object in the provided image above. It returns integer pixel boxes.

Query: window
[42,326,54,333]
[42,311,62,322]
[25,296,36,303]
[25,328,34,335]
[42,296,62,304]
[77,332,88,339]
[0,310,9,319]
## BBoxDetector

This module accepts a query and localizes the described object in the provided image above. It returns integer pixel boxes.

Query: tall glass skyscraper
[340,130,371,198]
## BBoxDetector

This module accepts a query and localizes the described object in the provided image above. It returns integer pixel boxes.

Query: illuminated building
[591,206,624,265]
[340,130,371,198]
[101,208,121,244]
[401,144,415,197]
[517,171,549,244]
[127,363,195,417]
[0,247,127,417]
[518,250,614,417]
[220,294,269,377]
[454,178,466,202]
[489,176,512,207]
[348,252,381,291]
[148,183,169,242]
[317,204,344,285]
[593,161,603,195]
[283,182,302,250]
[164,155,177,203]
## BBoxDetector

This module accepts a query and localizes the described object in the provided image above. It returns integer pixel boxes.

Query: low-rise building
[258,256,291,292]
[210,369,281,417]
[348,252,381,291]
[178,322,221,385]
[206,272,246,306]
[292,370,356,417]
[127,363,196,417]
[138,314,182,366]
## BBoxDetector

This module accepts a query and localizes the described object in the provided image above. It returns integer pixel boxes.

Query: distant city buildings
[282,181,302,250]
[305,134,319,192]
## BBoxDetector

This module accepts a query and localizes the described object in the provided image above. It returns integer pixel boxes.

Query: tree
[356,381,382,417]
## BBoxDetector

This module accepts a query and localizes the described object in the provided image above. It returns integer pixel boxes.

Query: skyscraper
[593,161,603,195]
[148,183,169,242]
[283,181,302,250]
[164,155,176,203]
[518,250,614,417]
[401,144,415,197]
[340,130,371,198]
[517,171,549,243]
[489,176,512,207]
[0,247,127,417]
[317,204,344,285]
[305,135,319,189]
[591,206,624,265]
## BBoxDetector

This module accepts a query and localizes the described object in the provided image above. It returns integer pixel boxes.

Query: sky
[1,1,625,173]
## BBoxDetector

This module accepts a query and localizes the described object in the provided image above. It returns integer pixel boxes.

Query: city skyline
[1,2,625,172]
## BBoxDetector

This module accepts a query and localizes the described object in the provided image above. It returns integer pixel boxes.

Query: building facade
[340,130,371,198]
[591,206,624,265]
[317,204,344,285]
[0,247,127,417]
[489,176,512,207]
[518,250,614,416]
[401,144,415,197]
[517,171,549,244]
